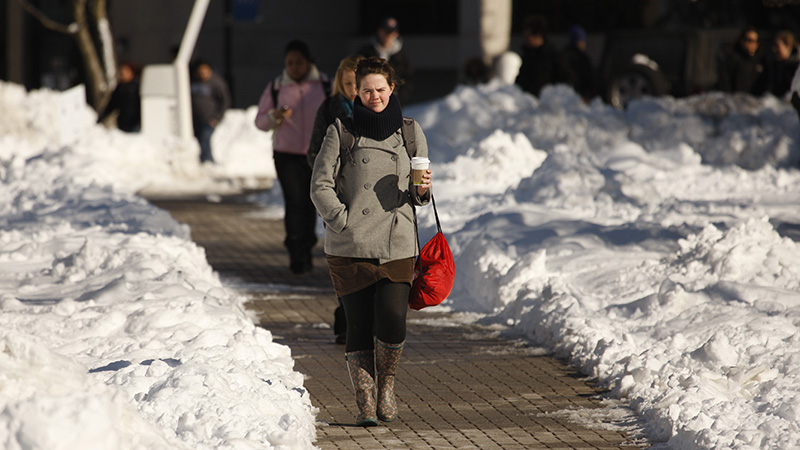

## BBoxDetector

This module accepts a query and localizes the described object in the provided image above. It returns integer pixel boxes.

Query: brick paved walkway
[152,197,651,450]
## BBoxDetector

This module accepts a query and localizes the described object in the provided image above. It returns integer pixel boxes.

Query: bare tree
[16,0,117,111]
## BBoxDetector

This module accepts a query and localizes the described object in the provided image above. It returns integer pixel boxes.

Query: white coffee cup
[410,157,430,185]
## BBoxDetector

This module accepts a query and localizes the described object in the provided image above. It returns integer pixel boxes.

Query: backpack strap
[321,76,332,98]
[400,117,416,159]
[334,117,356,169]
[270,75,281,108]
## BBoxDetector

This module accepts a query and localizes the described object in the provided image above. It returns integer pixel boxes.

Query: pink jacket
[254,65,328,155]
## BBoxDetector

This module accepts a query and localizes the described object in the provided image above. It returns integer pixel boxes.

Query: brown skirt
[326,255,415,297]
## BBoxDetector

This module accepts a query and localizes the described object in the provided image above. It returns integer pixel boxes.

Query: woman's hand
[273,105,293,125]
[416,169,432,196]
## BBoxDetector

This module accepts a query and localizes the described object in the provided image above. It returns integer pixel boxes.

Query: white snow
[3,77,800,449]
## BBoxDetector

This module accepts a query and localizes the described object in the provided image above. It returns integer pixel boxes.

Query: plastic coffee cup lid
[411,157,430,168]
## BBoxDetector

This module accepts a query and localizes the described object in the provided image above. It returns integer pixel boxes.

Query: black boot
[286,239,306,274]
[301,237,316,273]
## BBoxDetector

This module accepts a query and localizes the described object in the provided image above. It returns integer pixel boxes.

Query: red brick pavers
[153,197,651,450]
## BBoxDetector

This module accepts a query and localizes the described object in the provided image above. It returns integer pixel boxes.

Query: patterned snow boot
[345,349,378,427]
[375,339,405,422]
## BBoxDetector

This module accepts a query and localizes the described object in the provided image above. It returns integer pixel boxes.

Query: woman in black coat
[307,55,363,167]
[307,55,363,345]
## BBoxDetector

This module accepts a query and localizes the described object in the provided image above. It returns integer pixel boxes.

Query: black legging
[341,279,410,352]
[273,151,317,252]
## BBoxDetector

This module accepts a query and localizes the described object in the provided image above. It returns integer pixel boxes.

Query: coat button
[364,183,371,189]
[391,155,398,161]
[362,208,370,215]
[362,156,370,163]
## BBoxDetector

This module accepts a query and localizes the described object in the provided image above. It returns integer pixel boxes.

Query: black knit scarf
[352,94,403,141]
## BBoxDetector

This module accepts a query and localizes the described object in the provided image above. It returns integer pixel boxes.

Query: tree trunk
[16,0,115,112]
[72,0,107,110]
[91,0,117,98]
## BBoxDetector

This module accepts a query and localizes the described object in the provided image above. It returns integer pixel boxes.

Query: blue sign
[233,0,259,22]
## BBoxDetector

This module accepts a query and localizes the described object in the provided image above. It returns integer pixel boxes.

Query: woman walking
[310,57,432,426]
[307,54,363,345]
[255,40,328,273]
[307,55,362,166]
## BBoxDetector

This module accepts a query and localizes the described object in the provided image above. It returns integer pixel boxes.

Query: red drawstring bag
[409,195,455,310]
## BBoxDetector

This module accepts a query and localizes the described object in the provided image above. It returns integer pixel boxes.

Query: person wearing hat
[515,14,567,97]
[255,40,330,274]
[358,17,414,105]
[560,25,596,102]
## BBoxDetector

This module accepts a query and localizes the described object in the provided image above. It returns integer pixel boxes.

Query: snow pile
[4,74,800,449]
[0,81,315,450]
[409,82,800,449]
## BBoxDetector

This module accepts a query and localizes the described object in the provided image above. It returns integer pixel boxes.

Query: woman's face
[358,73,394,113]
[341,70,357,100]
[774,38,791,61]
[285,51,311,82]
[741,31,759,56]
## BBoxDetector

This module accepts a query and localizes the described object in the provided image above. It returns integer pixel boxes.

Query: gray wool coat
[310,121,430,264]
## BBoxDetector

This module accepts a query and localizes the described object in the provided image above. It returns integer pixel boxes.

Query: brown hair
[331,55,363,97]
[355,56,403,89]
[776,30,796,50]
[738,26,759,44]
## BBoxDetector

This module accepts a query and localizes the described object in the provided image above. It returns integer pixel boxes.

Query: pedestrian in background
[515,14,567,97]
[766,30,800,99]
[97,61,141,133]
[307,54,363,345]
[358,17,413,105]
[310,57,431,426]
[791,63,800,123]
[190,59,231,164]
[307,55,363,167]
[717,26,768,96]
[255,40,329,274]
[561,25,596,102]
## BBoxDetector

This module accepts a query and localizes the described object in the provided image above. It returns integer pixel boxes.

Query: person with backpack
[255,40,329,274]
[310,57,432,427]
[307,54,363,346]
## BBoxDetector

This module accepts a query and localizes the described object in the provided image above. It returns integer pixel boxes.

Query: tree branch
[15,0,77,34]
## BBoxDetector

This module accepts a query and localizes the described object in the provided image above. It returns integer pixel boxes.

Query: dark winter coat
[766,49,800,98]
[561,45,596,100]
[515,41,567,97]
[307,93,353,167]
[191,73,231,127]
[97,81,141,132]
[717,46,768,95]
